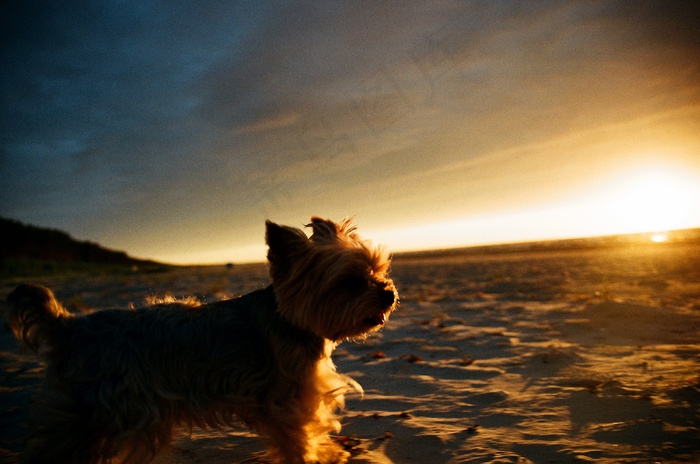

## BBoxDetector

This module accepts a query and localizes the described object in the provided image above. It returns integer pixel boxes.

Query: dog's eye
[340,276,367,292]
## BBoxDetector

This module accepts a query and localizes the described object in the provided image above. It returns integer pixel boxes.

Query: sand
[1,243,699,463]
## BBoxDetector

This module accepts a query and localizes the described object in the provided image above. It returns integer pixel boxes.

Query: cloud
[1,0,699,261]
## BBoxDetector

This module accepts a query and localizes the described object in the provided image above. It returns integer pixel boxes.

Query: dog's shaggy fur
[7,217,398,463]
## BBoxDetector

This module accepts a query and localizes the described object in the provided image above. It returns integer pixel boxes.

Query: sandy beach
[2,242,699,463]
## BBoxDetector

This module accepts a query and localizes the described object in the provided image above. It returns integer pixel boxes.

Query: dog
[6,217,398,464]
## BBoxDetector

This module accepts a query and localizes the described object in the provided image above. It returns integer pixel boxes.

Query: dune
[1,243,699,463]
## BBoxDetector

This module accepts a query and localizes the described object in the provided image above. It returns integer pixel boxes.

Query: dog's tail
[6,284,72,352]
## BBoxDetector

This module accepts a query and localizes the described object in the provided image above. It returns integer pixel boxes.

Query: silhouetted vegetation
[1,218,172,277]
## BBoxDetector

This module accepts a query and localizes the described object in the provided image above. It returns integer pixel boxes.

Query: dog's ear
[308,217,357,244]
[266,221,309,264]
[308,217,341,243]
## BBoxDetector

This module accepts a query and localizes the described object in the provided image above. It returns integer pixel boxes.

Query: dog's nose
[379,288,396,307]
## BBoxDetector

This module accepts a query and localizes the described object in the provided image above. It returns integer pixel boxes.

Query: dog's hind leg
[21,392,108,464]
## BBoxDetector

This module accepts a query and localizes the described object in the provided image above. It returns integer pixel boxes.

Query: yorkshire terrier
[6,217,397,464]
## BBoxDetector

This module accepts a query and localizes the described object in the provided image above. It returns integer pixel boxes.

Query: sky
[2,1,700,264]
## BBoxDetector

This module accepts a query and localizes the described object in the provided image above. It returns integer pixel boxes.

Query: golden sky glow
[602,165,697,233]
[368,159,700,255]
[2,2,699,264]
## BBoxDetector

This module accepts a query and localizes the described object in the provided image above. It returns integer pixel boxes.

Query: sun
[605,166,696,234]
[649,232,668,243]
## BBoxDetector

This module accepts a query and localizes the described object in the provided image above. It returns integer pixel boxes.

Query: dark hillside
[1,218,170,276]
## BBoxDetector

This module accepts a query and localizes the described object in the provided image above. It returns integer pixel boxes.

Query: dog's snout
[379,288,396,307]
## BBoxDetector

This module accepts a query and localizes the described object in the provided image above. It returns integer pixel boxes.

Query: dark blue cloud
[1,1,261,224]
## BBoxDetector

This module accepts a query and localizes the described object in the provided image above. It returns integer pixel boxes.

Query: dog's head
[266,217,397,341]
